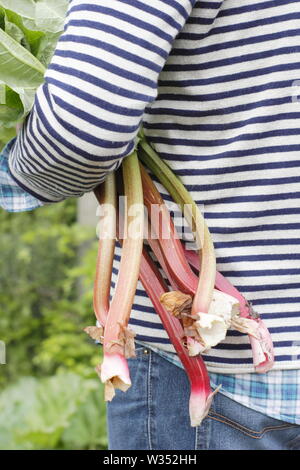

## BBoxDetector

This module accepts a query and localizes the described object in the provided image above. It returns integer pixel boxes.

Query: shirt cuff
[0,138,44,212]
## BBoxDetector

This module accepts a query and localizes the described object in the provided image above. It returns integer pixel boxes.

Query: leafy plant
[0,200,100,386]
[0,0,68,139]
[0,372,107,450]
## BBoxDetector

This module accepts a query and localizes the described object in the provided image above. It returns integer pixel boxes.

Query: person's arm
[8,0,196,203]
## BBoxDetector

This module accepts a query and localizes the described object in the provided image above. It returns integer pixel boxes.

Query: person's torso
[114,0,300,372]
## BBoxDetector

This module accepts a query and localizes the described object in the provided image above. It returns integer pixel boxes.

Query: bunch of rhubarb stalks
[85,132,274,427]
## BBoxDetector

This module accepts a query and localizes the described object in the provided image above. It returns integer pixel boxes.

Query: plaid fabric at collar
[0,138,43,213]
[136,340,300,426]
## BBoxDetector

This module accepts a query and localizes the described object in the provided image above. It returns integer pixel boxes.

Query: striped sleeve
[8,0,196,202]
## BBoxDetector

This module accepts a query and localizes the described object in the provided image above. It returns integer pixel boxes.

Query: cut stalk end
[96,353,131,401]
[189,385,220,427]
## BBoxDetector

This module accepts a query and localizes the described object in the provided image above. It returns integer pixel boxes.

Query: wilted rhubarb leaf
[160,291,193,317]
[83,326,104,343]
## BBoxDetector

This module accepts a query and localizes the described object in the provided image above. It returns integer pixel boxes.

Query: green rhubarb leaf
[0,125,16,151]
[35,31,61,66]
[33,0,68,34]
[0,82,4,103]
[0,27,45,89]
[4,9,45,56]
[0,6,5,30]
[5,17,26,45]
[0,0,68,34]
[12,86,36,114]
[0,85,24,125]
[0,0,36,20]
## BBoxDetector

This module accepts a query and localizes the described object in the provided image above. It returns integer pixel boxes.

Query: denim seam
[209,410,297,434]
[147,350,153,450]
[206,417,211,449]
[208,413,297,439]
[195,419,211,450]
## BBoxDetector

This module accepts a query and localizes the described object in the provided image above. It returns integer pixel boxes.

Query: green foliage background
[0,200,108,449]
[0,0,108,450]
[0,0,69,146]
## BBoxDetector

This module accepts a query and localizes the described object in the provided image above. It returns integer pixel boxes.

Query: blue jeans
[107,346,300,450]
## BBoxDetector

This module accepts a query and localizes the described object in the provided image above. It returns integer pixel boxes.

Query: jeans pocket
[208,393,298,440]
[208,410,297,439]
[287,433,300,450]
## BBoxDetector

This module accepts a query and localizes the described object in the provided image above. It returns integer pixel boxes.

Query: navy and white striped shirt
[8,0,300,373]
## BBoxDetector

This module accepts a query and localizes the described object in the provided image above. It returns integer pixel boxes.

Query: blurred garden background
[0,0,109,450]
[0,159,108,449]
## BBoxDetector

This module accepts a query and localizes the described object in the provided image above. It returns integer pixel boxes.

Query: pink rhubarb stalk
[139,138,216,314]
[99,150,144,400]
[93,173,117,328]
[184,247,274,373]
[139,141,217,347]
[141,164,217,353]
[138,137,274,363]
[139,247,216,426]
[141,164,198,295]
